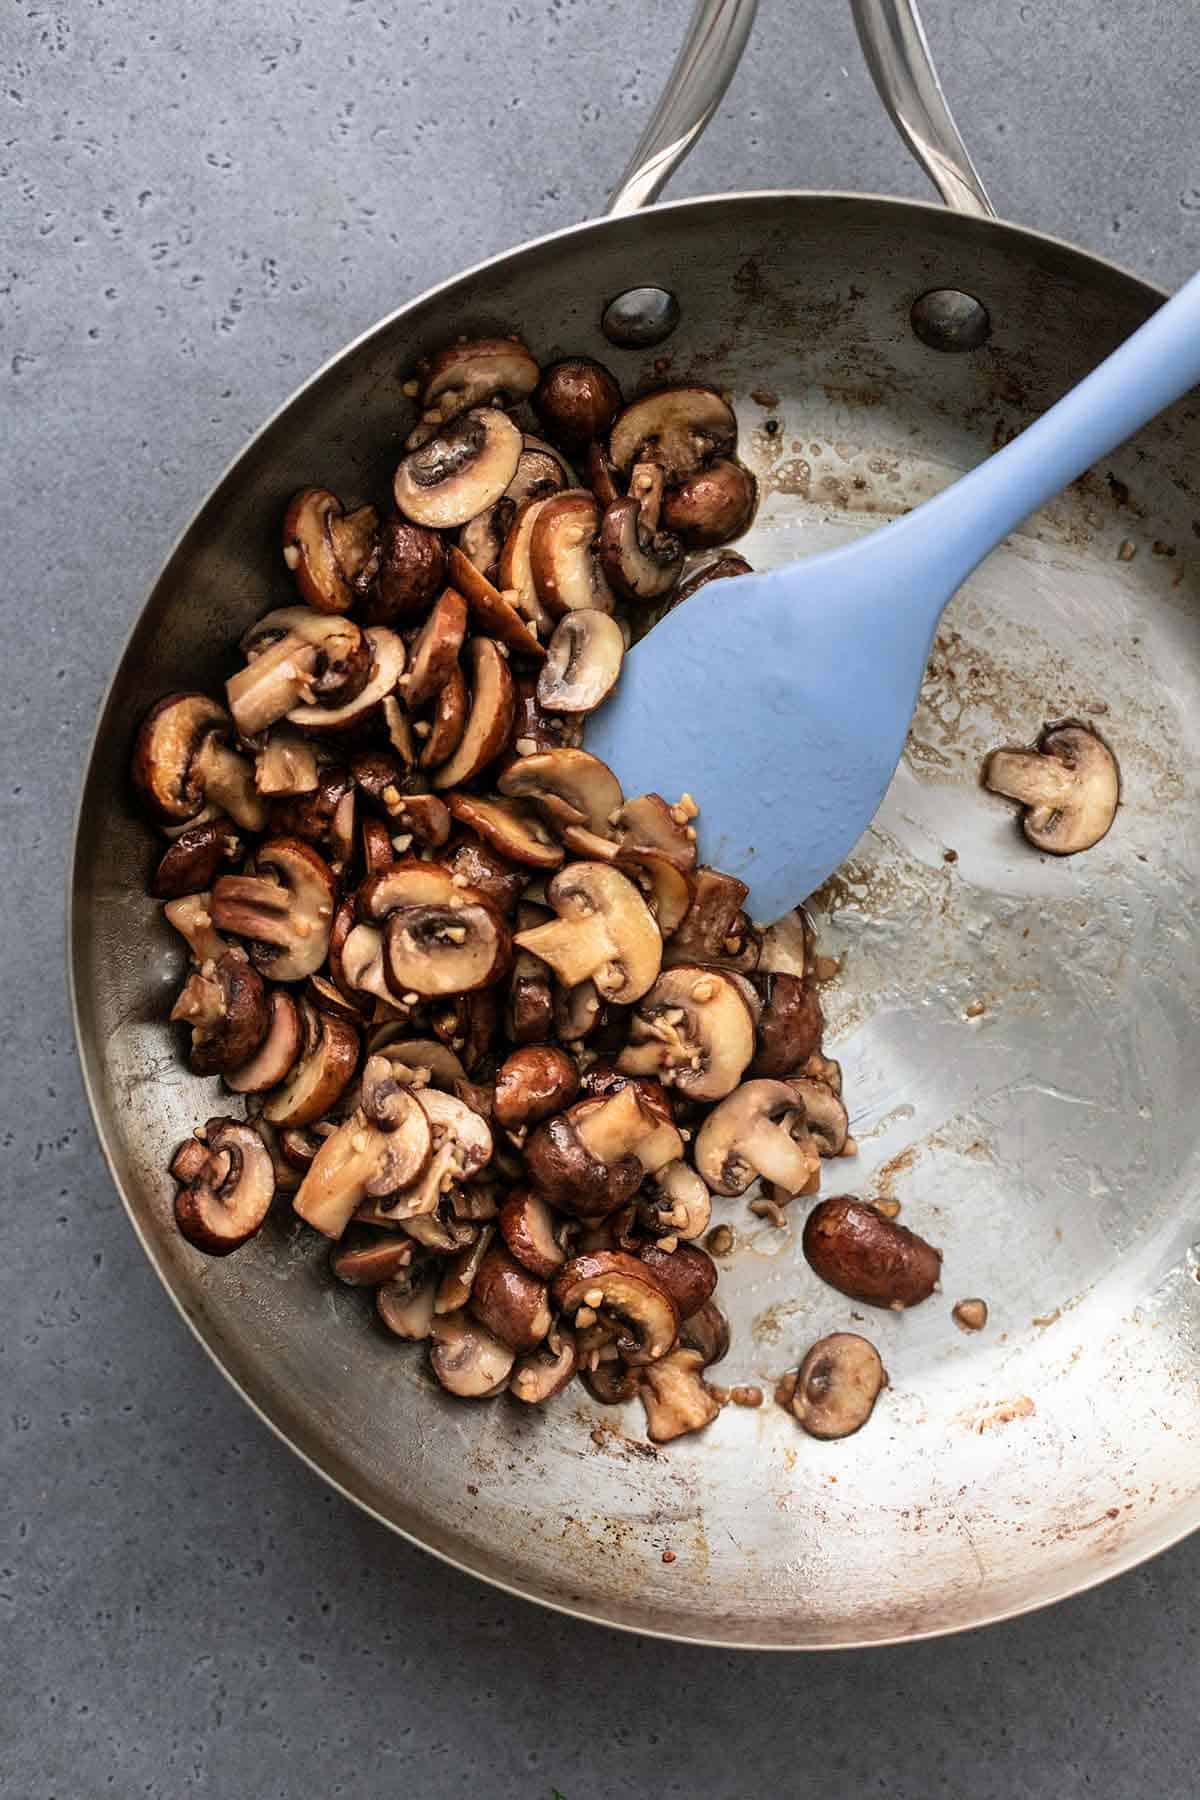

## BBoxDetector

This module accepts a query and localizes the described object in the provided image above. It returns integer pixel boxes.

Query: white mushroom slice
[614,793,697,872]
[514,862,661,1004]
[609,385,737,480]
[429,1311,515,1397]
[407,337,539,447]
[435,1223,495,1314]
[618,966,754,1102]
[638,1348,721,1443]
[498,748,623,835]
[383,888,511,998]
[172,1117,276,1256]
[262,1000,360,1126]
[644,1160,712,1240]
[787,1076,850,1156]
[286,628,406,734]
[599,497,684,603]
[394,408,523,529]
[694,1079,821,1197]
[509,1328,578,1404]
[376,1264,438,1339]
[293,1099,433,1238]
[254,728,319,797]
[496,495,556,635]
[984,722,1119,855]
[223,990,304,1094]
[506,435,575,502]
[537,610,624,715]
[429,638,516,789]
[364,1032,467,1088]
[530,490,615,617]
[340,923,394,1006]
[446,794,564,870]
[210,837,336,981]
[614,850,693,935]
[163,891,228,965]
[758,907,815,978]
[228,610,368,737]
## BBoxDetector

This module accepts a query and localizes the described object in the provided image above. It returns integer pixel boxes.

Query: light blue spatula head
[589,266,1200,920]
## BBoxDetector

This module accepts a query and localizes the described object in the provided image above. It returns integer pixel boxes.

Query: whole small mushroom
[534,358,622,448]
[802,1196,941,1309]
[493,1045,579,1132]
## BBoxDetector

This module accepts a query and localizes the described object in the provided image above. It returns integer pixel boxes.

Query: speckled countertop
[6,1,1200,1793]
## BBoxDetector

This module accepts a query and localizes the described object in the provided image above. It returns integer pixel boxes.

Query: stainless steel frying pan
[70,0,1200,1648]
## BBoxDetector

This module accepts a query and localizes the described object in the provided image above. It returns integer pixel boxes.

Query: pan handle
[850,0,995,217]
[605,0,993,221]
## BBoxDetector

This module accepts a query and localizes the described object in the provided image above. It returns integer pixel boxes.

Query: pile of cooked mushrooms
[133,334,944,1446]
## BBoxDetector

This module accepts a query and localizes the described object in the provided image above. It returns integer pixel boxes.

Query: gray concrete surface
[5,0,1200,1793]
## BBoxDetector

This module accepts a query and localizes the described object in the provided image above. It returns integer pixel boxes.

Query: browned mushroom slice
[133,693,266,831]
[787,1076,849,1156]
[788,1332,887,1439]
[694,1079,820,1197]
[399,793,454,850]
[331,1228,417,1287]
[498,1188,569,1278]
[360,815,394,876]
[419,661,468,768]
[510,1326,578,1404]
[171,946,270,1076]
[269,765,355,864]
[618,965,754,1102]
[358,857,464,921]
[456,498,513,588]
[599,497,683,603]
[163,891,228,965]
[282,487,379,613]
[679,1298,730,1366]
[285,627,406,735]
[435,1223,496,1314]
[552,978,604,1044]
[151,819,242,900]
[425,640,516,790]
[506,435,575,503]
[498,747,623,834]
[637,1241,717,1321]
[493,1044,579,1132]
[469,1241,552,1351]
[514,862,661,1004]
[525,1086,679,1217]
[262,999,359,1126]
[377,1263,438,1339]
[674,551,753,603]
[529,489,615,617]
[496,495,556,635]
[444,547,546,661]
[585,440,622,508]
[984,721,1119,855]
[211,837,335,981]
[535,357,622,447]
[407,336,539,447]
[254,729,319,798]
[665,864,757,968]
[442,832,525,914]
[613,851,692,936]
[553,1250,678,1365]
[366,1032,467,1087]
[507,905,554,1044]
[293,1098,433,1238]
[172,1117,276,1256]
[307,971,370,1025]
[384,895,511,998]
[394,407,522,529]
[642,1159,712,1241]
[628,459,666,531]
[638,1348,720,1442]
[223,989,303,1094]
[661,458,757,548]
[368,1087,492,1222]
[575,1083,682,1175]
[609,386,737,481]
[749,972,824,1078]
[612,793,697,873]
[379,1206,478,1253]
[429,1311,515,1397]
[350,745,415,817]
[537,610,624,715]
[227,610,369,737]
[446,794,563,870]
[757,906,816,977]
[365,516,447,625]
[403,586,468,708]
[338,923,394,1007]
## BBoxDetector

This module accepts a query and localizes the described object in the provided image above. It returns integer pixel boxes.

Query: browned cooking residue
[871,1144,919,1209]
[965,1396,1037,1434]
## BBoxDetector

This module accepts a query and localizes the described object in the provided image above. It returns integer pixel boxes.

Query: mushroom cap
[694,1078,820,1197]
[674,552,753,603]
[537,609,624,715]
[609,386,737,480]
[429,1310,516,1397]
[498,747,623,835]
[534,357,622,448]
[515,862,662,1005]
[984,721,1119,854]
[498,1188,569,1279]
[394,408,523,529]
[552,1250,678,1366]
[493,1044,579,1131]
[613,793,697,874]
[173,1117,276,1256]
[524,1103,644,1219]
[749,972,824,1078]
[667,864,749,959]
[637,1241,717,1321]
[802,1197,942,1309]
[211,837,336,982]
[618,965,755,1102]
[442,832,526,916]
[661,458,757,548]
[151,819,243,900]
[366,517,447,624]
[790,1332,886,1440]
[469,1241,553,1351]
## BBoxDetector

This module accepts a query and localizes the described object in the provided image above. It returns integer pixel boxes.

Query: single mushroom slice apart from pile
[211,837,336,982]
[134,693,266,832]
[618,965,755,1102]
[282,486,379,613]
[787,1332,887,1439]
[394,408,523,529]
[171,1117,276,1255]
[694,1079,820,1198]
[513,862,661,1005]
[983,721,1119,854]
[537,609,624,715]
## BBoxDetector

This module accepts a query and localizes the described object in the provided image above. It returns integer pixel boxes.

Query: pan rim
[68,186,1181,1651]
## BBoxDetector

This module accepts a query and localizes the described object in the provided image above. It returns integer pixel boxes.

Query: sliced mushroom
[444,547,546,660]
[223,989,303,1094]
[496,496,556,635]
[377,1262,438,1339]
[553,978,605,1044]
[582,1359,640,1405]
[171,1117,276,1255]
[227,610,369,737]
[585,440,622,509]
[787,1076,849,1156]
[285,627,407,735]
[674,552,753,602]
[493,1044,579,1131]
[618,966,754,1102]
[254,729,319,798]
[803,1197,941,1309]
[381,877,511,999]
[537,610,624,715]
[612,850,693,937]
[609,386,737,482]
[368,1088,494,1223]
[394,408,523,529]
[408,337,539,447]
[420,661,469,768]
[469,1241,552,1350]
[365,516,447,625]
[170,947,269,1076]
[507,906,554,1045]
[507,434,574,502]
[446,794,563,870]
[367,1034,467,1088]
[293,1099,433,1238]
[133,694,266,831]
[665,865,752,967]
[529,490,616,617]
[526,1085,680,1217]
[340,922,396,1007]
[984,721,1119,855]
[498,747,623,835]
[360,814,395,875]
[789,1333,886,1439]
[534,357,622,449]
[210,837,335,982]
[282,487,379,613]
[457,498,514,588]
[552,1250,678,1365]
[498,1188,569,1278]
[694,1079,820,1197]
[510,1326,579,1403]
[637,1241,717,1320]
[260,999,359,1125]
[514,863,660,1004]
[641,1159,712,1241]
[442,832,526,915]
[436,1223,495,1314]
[638,1348,720,1443]
[749,973,824,1078]
[599,498,684,603]
[429,638,516,789]
[151,819,242,899]
[163,891,228,965]
[269,766,355,865]
[429,1310,515,1397]
[331,1228,416,1287]
[678,1298,730,1367]
[401,587,467,708]
[662,458,757,548]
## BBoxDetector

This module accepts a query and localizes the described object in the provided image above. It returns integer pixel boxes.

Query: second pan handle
[606,0,995,220]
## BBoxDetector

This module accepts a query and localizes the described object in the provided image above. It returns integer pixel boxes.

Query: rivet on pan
[602,287,681,349]
[910,288,991,353]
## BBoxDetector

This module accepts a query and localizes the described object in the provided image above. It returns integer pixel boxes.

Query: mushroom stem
[573,1084,655,1164]
[226,634,319,736]
[163,893,228,964]
[170,969,225,1032]
[192,735,268,830]
[985,749,1075,810]
[515,911,614,989]
[742,1113,818,1193]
